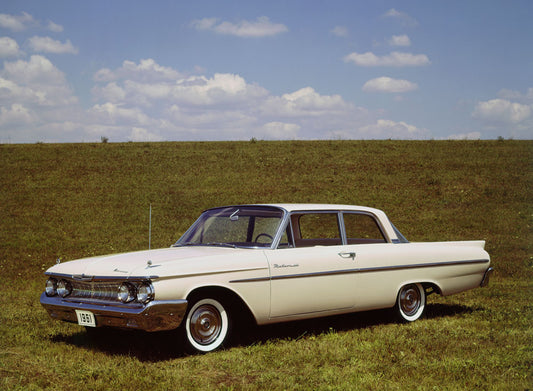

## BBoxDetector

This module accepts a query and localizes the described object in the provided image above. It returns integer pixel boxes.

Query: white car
[40,204,493,353]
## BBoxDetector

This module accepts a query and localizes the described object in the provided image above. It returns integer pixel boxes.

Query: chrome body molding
[40,293,187,332]
[230,258,490,283]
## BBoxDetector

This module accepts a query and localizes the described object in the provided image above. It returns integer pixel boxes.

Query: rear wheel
[396,283,426,322]
[183,297,231,353]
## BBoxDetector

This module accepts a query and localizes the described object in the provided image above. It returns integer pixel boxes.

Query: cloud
[0,37,22,57]
[129,127,164,142]
[473,99,531,124]
[27,36,79,54]
[362,76,418,93]
[191,16,288,37]
[497,88,533,104]
[94,58,182,82]
[0,12,35,32]
[357,119,430,139]
[0,103,35,126]
[388,34,411,47]
[331,26,348,37]
[0,56,431,142]
[471,92,533,138]
[446,132,481,140]
[47,21,64,33]
[344,51,430,67]
[0,55,78,112]
[383,9,418,27]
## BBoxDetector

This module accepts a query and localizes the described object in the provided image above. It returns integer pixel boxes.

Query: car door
[340,211,399,311]
[265,211,359,318]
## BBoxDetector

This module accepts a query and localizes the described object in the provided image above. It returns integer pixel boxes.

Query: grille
[70,281,121,302]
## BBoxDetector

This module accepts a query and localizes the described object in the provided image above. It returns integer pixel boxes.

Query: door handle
[338,252,356,260]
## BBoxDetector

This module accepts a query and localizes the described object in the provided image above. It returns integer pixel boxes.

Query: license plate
[75,310,96,327]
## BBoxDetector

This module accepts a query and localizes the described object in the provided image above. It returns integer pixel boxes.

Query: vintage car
[41,204,493,353]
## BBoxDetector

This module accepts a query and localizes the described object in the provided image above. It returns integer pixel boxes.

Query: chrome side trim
[155,266,269,281]
[230,258,490,283]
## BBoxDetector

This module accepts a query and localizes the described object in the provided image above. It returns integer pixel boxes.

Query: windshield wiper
[172,242,197,247]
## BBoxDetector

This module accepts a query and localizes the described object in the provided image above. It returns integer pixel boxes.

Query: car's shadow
[49,303,476,361]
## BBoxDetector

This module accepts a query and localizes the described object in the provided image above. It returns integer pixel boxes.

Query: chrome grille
[70,281,121,302]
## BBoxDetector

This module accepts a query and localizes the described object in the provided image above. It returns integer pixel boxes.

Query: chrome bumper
[480,267,494,287]
[40,293,188,332]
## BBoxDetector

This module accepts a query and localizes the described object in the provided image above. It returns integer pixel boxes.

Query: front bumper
[40,293,188,332]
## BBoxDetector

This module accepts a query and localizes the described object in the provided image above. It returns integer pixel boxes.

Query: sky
[0,0,532,143]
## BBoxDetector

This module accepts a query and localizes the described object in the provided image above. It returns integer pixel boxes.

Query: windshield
[175,206,284,248]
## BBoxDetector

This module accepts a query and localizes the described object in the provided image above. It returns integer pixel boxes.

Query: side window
[343,213,386,244]
[293,213,342,247]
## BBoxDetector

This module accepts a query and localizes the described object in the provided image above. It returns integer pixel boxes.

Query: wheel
[183,297,231,353]
[396,283,426,322]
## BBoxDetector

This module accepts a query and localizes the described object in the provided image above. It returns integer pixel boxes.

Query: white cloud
[260,122,301,139]
[27,36,78,54]
[471,93,533,138]
[388,34,411,47]
[129,127,164,142]
[383,9,418,27]
[473,99,531,124]
[94,58,182,82]
[344,51,430,67]
[0,37,21,57]
[0,12,35,32]
[191,16,288,37]
[446,132,481,140]
[1,56,434,142]
[89,102,151,126]
[357,119,430,139]
[331,26,348,37]
[362,76,418,93]
[497,88,533,104]
[47,21,64,33]
[0,103,35,126]
[3,55,68,86]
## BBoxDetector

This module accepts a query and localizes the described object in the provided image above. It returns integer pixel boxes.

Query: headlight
[57,279,72,298]
[118,282,136,303]
[136,282,154,304]
[45,278,57,296]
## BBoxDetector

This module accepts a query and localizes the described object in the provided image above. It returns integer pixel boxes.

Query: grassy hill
[1,140,531,389]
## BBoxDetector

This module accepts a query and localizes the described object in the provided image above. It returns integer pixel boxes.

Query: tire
[183,297,231,353]
[396,283,426,322]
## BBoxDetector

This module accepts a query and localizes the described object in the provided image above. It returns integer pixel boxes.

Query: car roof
[254,203,384,214]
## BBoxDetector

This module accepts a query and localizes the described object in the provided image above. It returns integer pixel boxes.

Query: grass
[0,140,531,390]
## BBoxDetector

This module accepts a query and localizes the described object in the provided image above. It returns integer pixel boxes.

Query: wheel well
[422,282,442,296]
[186,286,256,325]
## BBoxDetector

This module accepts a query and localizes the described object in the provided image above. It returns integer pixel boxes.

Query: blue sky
[1,0,532,143]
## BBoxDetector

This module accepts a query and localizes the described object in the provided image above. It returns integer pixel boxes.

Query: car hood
[45,246,253,278]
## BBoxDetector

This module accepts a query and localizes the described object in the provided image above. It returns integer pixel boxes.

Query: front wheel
[183,297,231,353]
[396,283,426,322]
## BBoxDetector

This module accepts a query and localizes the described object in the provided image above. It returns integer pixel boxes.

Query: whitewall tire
[184,298,231,353]
[396,283,426,322]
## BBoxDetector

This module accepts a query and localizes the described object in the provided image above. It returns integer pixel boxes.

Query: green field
[1,140,531,390]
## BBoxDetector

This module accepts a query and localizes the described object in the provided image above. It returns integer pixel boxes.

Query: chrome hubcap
[400,285,421,316]
[189,304,222,345]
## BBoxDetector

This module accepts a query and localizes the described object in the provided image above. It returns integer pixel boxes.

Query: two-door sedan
[41,204,493,353]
